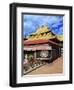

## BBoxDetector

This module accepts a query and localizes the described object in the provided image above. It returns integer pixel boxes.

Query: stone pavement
[27,57,63,75]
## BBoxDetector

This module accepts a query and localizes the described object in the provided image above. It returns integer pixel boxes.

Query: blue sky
[23,14,63,37]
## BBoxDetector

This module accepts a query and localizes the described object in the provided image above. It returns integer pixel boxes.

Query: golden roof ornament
[27,24,63,41]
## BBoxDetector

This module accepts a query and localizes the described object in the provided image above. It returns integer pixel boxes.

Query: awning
[23,39,62,48]
[23,44,52,51]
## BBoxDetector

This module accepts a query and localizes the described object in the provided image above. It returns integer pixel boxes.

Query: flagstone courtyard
[26,56,63,75]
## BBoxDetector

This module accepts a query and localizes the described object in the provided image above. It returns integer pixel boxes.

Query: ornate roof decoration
[27,24,63,41]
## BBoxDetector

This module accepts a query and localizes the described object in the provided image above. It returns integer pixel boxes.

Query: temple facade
[23,25,63,63]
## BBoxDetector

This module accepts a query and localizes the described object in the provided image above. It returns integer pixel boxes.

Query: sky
[23,14,63,37]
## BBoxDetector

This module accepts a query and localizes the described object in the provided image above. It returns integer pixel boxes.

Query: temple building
[23,25,63,63]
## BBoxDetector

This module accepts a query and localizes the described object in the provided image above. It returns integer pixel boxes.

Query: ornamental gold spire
[27,24,63,41]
